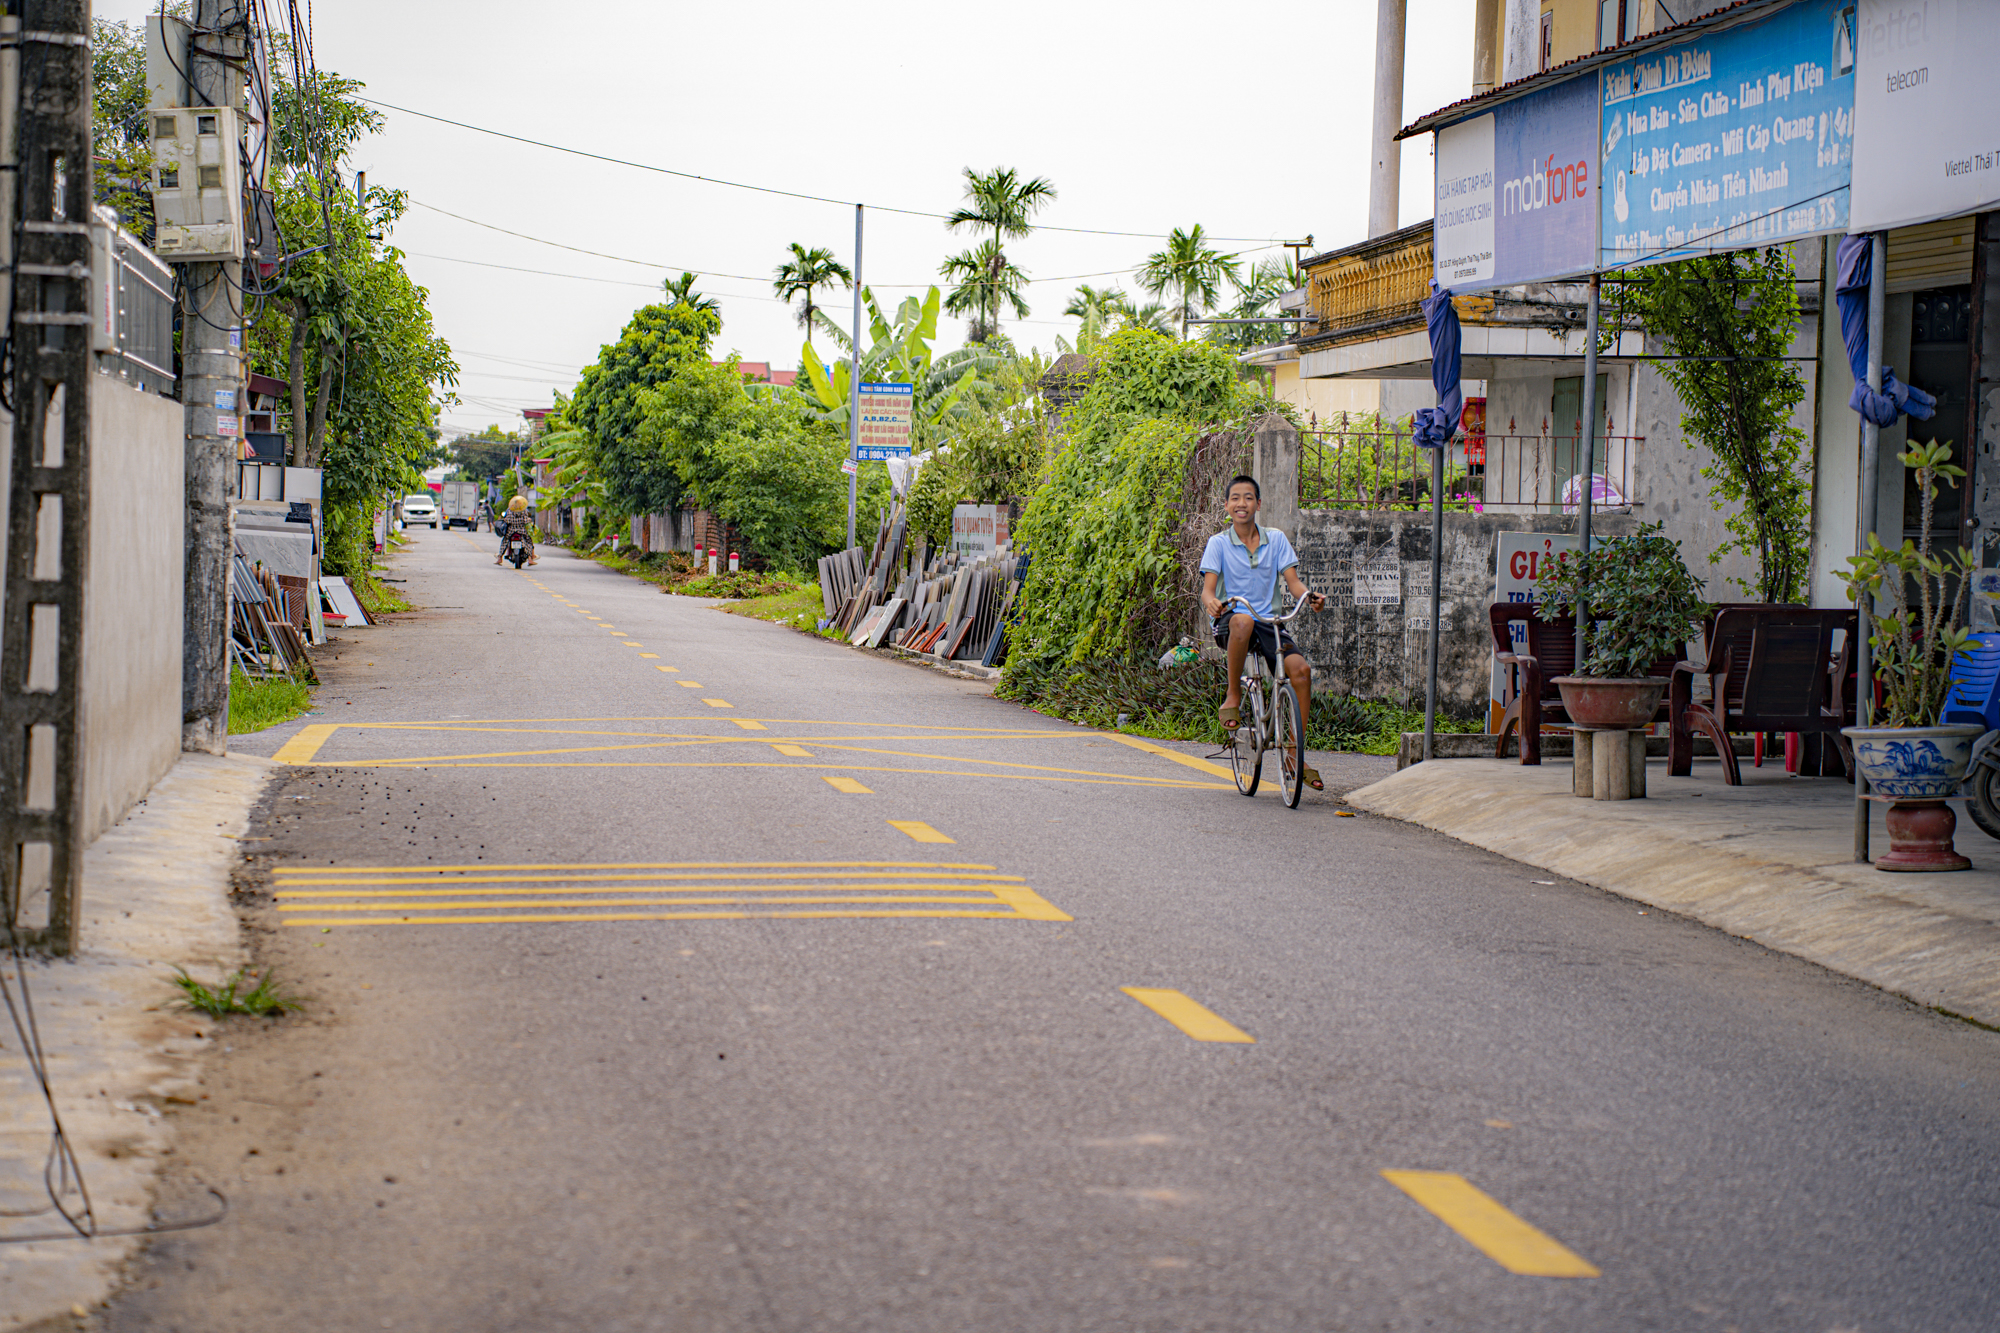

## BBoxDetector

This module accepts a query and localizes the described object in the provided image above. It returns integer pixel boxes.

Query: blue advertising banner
[1599,0,1856,268]
[1434,74,1599,292]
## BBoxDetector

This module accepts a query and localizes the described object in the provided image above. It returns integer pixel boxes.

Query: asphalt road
[99,528,2000,1332]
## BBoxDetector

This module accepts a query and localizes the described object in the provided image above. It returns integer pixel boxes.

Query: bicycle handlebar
[1217,594,1316,626]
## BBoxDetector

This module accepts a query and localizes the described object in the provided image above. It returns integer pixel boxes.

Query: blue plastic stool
[1944,630,2000,731]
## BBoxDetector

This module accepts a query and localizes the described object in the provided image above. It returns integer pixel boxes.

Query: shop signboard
[1849,0,1999,230]
[855,381,914,460]
[1599,0,1857,268]
[950,503,1010,559]
[1434,74,1600,292]
[1488,531,1580,732]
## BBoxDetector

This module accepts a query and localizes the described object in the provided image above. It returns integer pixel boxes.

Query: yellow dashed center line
[655,665,679,673]
[889,820,953,844]
[823,776,872,793]
[702,699,733,709]
[640,653,659,659]
[1380,1171,1599,1278]
[772,744,814,758]
[677,681,703,688]
[1121,988,1256,1043]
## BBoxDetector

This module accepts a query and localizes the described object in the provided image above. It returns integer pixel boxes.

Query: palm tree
[772,243,852,346]
[943,166,1056,341]
[1137,225,1241,338]
[662,271,719,315]
[1119,302,1177,337]
[1205,256,1302,352]
[941,239,1031,342]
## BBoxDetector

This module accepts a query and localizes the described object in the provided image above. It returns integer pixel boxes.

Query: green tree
[447,426,519,482]
[1609,248,1810,602]
[773,243,852,345]
[663,271,720,315]
[941,166,1055,342]
[1138,225,1242,339]
[569,302,719,518]
[92,14,158,230]
[1204,257,1300,353]
[799,286,993,445]
[940,238,1030,341]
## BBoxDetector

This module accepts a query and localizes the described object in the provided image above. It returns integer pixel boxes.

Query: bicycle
[1216,595,1313,808]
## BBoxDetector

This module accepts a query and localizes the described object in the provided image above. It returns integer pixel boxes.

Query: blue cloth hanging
[1411,282,1463,450]
[1834,235,1935,428]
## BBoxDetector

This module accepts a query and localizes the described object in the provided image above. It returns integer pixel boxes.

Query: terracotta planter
[1845,723,1984,872]
[1552,677,1667,730]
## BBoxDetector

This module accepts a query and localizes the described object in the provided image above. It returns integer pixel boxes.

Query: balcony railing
[1299,415,1642,514]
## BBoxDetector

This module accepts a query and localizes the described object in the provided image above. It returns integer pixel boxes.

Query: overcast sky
[100,0,1476,437]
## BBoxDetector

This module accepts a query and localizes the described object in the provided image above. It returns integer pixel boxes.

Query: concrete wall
[81,374,185,843]
[1287,508,1639,717]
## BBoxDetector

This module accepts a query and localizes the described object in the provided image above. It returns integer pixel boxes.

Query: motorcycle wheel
[1967,762,2000,842]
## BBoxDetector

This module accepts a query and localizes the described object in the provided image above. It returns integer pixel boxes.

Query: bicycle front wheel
[1229,694,1262,797]
[1275,682,1306,808]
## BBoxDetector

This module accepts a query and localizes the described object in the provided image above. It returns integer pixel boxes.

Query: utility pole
[1366,0,1408,238]
[845,204,863,550]
[180,0,251,753]
[0,0,95,953]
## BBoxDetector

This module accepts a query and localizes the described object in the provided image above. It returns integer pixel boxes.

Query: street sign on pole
[856,382,914,460]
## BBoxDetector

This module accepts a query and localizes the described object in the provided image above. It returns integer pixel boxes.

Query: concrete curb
[1344,758,2000,1028]
[0,752,279,1330]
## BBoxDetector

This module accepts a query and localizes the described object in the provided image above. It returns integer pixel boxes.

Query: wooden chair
[1671,606,1857,784]
[1489,603,1686,767]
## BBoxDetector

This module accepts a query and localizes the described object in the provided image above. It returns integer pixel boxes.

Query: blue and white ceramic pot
[1842,723,1984,799]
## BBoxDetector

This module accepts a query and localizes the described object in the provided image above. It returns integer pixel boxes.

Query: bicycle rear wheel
[1275,682,1305,808]
[1229,684,1263,797]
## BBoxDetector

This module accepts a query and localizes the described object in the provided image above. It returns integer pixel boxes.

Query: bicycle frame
[1218,595,1311,805]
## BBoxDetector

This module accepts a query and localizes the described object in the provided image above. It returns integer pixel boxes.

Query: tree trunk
[302,341,336,467]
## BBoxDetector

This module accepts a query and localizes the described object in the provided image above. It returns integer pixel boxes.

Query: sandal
[1218,704,1241,730]
[1301,765,1324,792]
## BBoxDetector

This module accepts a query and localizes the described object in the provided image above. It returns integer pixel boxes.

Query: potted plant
[1535,523,1707,728]
[1840,439,1982,871]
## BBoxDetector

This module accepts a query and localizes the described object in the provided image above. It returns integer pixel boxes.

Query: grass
[172,967,304,1018]
[350,569,412,615]
[228,667,313,734]
[580,544,807,601]
[996,655,1485,754]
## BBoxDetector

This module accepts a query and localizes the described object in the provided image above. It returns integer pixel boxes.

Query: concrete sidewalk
[0,752,274,1331]
[1345,757,2000,1028]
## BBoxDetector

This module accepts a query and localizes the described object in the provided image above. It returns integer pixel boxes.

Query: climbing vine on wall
[1607,247,1811,603]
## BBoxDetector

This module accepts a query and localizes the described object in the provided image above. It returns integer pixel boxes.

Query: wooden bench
[1489,602,1687,767]
[1671,605,1857,784]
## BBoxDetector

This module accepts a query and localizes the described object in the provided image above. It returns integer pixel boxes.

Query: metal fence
[1298,414,1642,513]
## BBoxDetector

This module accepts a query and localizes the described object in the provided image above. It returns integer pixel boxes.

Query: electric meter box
[148,105,244,261]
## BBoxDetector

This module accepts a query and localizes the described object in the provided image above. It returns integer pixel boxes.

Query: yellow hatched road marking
[275,869,1022,888]
[703,699,733,708]
[890,820,954,844]
[731,720,768,730]
[273,724,338,765]
[274,860,998,875]
[1121,988,1255,1043]
[823,776,872,794]
[1380,1171,1599,1278]
[1105,733,1236,780]
[285,906,1051,927]
[677,681,703,688]
[772,744,813,757]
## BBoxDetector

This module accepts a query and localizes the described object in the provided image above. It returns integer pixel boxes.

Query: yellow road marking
[703,699,733,708]
[275,860,998,875]
[731,720,767,730]
[284,906,1049,927]
[273,724,339,765]
[655,665,679,672]
[282,893,1008,912]
[772,744,814,757]
[1379,1171,1599,1278]
[677,681,703,688]
[1121,988,1255,1043]
[800,739,1207,788]
[890,820,954,844]
[622,642,643,648]
[824,776,872,793]
[275,869,1022,888]
[1106,733,1236,780]
[641,653,659,659]
[302,759,1218,789]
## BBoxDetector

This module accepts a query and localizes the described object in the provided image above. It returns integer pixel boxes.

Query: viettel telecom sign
[1434,73,1599,293]
[855,382,913,460]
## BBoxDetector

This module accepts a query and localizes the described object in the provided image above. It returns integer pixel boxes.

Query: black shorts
[1212,617,1300,668]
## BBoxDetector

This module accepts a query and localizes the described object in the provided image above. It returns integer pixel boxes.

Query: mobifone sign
[1433,74,1599,292]
[1850,0,1999,230]
[1599,0,1856,267]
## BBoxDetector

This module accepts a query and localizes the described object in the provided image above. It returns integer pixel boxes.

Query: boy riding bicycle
[1199,474,1326,791]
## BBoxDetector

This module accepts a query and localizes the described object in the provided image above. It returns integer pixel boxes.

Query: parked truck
[439,481,482,531]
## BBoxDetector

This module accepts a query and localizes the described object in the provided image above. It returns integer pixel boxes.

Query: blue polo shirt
[1200,526,1297,619]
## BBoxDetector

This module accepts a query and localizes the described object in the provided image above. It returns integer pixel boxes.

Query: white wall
[80,374,185,844]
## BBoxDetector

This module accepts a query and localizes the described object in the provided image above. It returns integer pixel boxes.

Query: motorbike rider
[494,495,538,567]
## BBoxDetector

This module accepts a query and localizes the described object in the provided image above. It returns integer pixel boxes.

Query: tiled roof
[1397,0,1788,140]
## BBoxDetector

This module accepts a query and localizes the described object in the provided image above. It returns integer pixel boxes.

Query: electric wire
[361,98,1286,244]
